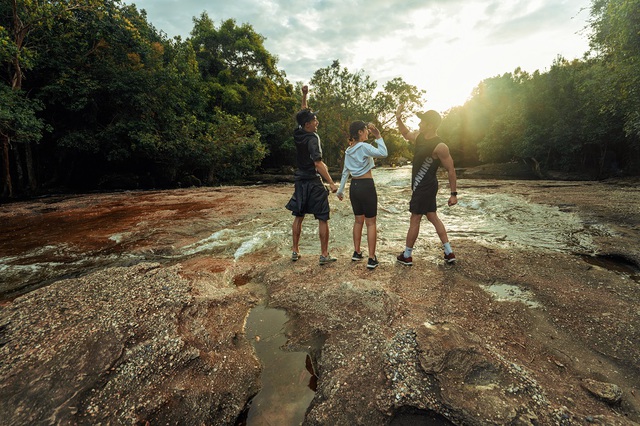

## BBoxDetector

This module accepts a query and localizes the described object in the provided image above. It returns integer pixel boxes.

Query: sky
[124,0,594,113]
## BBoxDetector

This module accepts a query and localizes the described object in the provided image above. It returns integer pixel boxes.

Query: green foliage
[0,1,276,192]
[190,14,295,168]
[443,49,638,176]
[3,0,640,198]
[208,109,267,181]
[0,84,49,143]
[589,0,640,141]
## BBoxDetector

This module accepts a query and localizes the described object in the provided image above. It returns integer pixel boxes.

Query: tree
[190,14,295,169]
[0,84,48,196]
[588,0,640,170]
[1,0,101,196]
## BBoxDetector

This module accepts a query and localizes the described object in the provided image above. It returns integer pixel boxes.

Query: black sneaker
[352,251,364,261]
[396,252,413,266]
[367,257,379,269]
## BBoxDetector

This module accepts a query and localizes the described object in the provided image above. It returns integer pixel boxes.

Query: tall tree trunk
[1,134,13,198]
[24,140,37,191]
[11,141,24,190]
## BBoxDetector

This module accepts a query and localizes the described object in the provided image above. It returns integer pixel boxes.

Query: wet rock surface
[1,175,639,425]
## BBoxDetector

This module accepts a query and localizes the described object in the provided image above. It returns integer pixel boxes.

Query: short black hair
[296,109,317,127]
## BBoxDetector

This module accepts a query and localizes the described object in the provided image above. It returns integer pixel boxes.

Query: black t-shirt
[293,127,323,180]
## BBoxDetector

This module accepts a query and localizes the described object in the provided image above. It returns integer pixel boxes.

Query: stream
[1,167,616,300]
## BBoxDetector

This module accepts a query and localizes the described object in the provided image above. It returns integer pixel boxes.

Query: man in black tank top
[394,105,458,265]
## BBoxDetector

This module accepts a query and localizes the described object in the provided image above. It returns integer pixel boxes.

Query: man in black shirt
[285,85,338,265]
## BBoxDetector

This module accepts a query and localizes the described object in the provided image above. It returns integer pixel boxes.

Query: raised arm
[395,104,418,142]
[301,85,309,110]
[364,124,388,158]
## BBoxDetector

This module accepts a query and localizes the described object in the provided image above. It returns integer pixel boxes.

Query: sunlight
[388,2,492,112]
[384,0,589,112]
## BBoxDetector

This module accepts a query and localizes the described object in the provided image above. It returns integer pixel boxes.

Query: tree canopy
[1,0,639,198]
[439,0,640,177]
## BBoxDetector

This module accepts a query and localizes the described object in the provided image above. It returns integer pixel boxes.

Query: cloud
[483,0,589,43]
[128,0,592,111]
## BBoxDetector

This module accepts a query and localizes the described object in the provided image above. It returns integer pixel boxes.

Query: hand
[448,195,458,207]
[337,193,344,201]
[368,123,381,139]
[302,85,309,95]
[329,183,338,193]
[395,103,404,117]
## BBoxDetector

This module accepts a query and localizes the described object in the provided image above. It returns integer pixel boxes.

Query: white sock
[403,247,413,258]
[443,242,453,255]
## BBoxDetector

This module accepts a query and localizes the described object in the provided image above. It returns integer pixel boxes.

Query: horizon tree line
[1,0,638,199]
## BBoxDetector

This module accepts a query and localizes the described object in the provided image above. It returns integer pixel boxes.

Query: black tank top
[411,134,442,191]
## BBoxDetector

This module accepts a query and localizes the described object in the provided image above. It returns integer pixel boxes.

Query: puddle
[238,304,316,425]
[481,282,541,308]
[582,254,640,283]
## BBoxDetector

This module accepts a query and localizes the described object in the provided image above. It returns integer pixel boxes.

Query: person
[337,121,388,269]
[285,85,338,265]
[395,104,458,265]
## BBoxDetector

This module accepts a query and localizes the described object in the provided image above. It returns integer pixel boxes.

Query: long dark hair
[348,120,367,141]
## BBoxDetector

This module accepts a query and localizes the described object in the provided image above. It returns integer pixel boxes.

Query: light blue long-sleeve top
[337,138,388,197]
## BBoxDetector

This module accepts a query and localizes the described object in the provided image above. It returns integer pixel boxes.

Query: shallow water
[481,282,541,308]
[239,304,316,425]
[0,167,619,298]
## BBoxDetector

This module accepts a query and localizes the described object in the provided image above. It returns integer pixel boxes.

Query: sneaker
[352,251,364,261]
[396,252,413,266]
[444,252,457,264]
[319,255,337,265]
[367,257,379,269]
[291,251,300,261]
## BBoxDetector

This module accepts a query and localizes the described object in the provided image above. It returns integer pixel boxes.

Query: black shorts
[285,177,330,221]
[409,179,438,214]
[349,178,377,218]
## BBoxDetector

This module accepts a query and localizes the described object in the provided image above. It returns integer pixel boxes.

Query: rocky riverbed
[0,173,639,425]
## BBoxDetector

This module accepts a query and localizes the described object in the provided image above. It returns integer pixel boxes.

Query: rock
[0,263,261,425]
[411,323,546,424]
[581,378,623,405]
[1,177,640,425]
[460,162,540,180]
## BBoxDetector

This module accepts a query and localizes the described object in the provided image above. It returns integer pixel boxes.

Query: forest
[1,0,639,199]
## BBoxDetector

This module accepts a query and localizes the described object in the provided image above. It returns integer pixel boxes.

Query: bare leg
[365,216,377,258]
[405,213,423,249]
[353,215,365,253]
[319,220,330,257]
[426,212,449,244]
[292,216,304,253]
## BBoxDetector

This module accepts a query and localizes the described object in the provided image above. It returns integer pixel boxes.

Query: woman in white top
[337,121,388,269]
